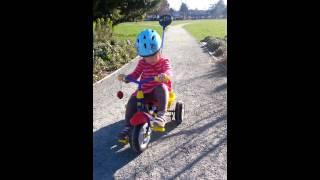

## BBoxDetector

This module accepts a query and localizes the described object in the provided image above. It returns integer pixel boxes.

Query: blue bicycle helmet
[135,29,162,57]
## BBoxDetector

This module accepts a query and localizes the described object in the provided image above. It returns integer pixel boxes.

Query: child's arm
[162,59,173,78]
[127,60,143,80]
[157,59,173,82]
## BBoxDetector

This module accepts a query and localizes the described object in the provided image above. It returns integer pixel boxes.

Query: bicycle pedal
[151,126,166,132]
[118,139,129,145]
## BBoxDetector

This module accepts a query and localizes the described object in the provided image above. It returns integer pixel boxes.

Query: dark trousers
[124,85,169,127]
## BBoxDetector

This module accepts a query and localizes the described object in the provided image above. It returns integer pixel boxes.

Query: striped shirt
[128,57,173,94]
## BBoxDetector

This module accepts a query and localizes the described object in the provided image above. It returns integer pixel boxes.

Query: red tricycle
[118,75,184,153]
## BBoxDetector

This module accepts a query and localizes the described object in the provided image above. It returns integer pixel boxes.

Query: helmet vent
[152,36,155,40]
[144,43,147,49]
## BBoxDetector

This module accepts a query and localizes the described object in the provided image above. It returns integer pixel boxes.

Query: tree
[222,6,227,18]
[156,0,170,15]
[147,0,170,19]
[93,0,161,25]
[179,2,188,19]
[169,8,175,15]
[210,0,226,18]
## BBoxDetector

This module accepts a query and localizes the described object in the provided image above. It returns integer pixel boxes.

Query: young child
[117,29,172,141]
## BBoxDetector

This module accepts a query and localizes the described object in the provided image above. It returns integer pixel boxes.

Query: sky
[168,0,227,11]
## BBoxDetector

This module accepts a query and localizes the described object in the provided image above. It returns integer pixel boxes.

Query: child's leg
[124,93,152,127]
[119,95,137,139]
[124,95,137,126]
[153,85,169,126]
[153,84,169,113]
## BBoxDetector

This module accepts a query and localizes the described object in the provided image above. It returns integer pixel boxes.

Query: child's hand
[157,73,170,82]
[117,74,126,81]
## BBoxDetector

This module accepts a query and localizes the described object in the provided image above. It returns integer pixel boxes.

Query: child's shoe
[118,125,131,144]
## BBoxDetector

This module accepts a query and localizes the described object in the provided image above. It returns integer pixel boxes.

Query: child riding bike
[117,29,173,142]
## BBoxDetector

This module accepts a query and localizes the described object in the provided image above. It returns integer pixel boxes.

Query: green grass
[112,20,194,42]
[182,19,227,41]
[112,19,227,42]
[113,22,163,42]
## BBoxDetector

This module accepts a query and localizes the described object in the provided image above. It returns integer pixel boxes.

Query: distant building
[171,11,183,20]
[145,14,159,21]
[145,9,225,21]
[187,10,210,19]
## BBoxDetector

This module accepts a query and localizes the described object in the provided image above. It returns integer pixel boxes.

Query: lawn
[112,21,163,42]
[112,19,227,42]
[182,19,227,41]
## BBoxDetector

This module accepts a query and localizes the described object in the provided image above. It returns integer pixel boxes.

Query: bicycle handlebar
[125,75,170,85]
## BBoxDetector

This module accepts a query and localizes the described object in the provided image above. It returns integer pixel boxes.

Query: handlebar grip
[154,74,170,83]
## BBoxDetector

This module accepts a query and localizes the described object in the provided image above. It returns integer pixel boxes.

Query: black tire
[129,123,151,154]
[175,101,184,125]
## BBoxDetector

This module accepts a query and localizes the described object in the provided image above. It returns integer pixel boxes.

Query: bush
[93,18,137,83]
[201,36,226,53]
[93,18,113,43]
[201,36,227,69]
[93,39,136,82]
[214,46,224,56]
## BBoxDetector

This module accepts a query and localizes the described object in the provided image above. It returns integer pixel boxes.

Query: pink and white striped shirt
[128,57,173,94]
